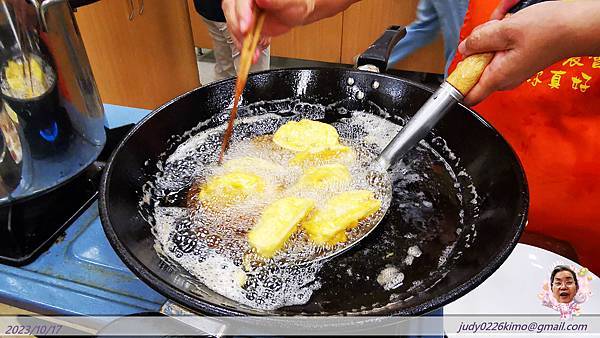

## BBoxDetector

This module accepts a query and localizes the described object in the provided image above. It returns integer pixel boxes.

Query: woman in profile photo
[540,265,590,320]
[551,266,578,304]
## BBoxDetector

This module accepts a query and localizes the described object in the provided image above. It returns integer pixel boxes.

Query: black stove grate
[0,124,133,266]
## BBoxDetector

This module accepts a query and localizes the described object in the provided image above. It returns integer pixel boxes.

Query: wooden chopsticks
[218,10,267,163]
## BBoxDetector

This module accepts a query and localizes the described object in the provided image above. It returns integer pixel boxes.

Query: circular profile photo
[539,265,593,320]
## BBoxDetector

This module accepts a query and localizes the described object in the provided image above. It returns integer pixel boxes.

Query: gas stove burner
[0,124,133,266]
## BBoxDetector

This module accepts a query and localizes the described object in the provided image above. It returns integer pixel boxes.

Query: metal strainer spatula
[313,54,488,264]
[373,0,555,170]
[373,54,492,171]
[319,53,496,265]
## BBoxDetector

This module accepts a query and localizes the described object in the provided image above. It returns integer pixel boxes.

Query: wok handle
[446,53,494,96]
[356,25,407,72]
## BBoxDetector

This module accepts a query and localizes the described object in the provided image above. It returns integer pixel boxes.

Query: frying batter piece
[303,190,381,245]
[194,171,265,210]
[248,197,315,258]
[273,119,341,152]
[295,163,351,190]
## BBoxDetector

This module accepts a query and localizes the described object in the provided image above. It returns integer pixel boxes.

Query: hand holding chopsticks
[221,0,327,51]
[218,9,266,163]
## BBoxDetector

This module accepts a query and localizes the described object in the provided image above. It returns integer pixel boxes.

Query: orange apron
[450,1,600,273]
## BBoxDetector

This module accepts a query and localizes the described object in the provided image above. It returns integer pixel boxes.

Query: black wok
[99,65,528,316]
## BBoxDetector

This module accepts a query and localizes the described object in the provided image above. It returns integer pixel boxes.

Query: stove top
[0,163,100,266]
[0,104,166,315]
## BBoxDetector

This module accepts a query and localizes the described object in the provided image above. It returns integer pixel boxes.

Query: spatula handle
[446,53,494,96]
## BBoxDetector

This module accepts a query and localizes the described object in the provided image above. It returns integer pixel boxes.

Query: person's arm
[457,0,600,106]
[388,0,440,67]
[222,0,359,50]
[302,0,361,24]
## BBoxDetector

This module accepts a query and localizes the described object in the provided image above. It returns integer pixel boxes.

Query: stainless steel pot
[0,0,105,204]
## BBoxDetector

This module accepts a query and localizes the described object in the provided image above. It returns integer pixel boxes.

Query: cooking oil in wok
[144,99,480,312]
[152,205,322,310]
